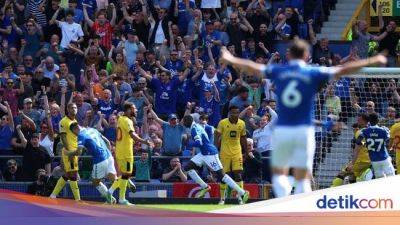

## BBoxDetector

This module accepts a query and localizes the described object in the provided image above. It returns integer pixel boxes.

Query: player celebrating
[353,113,395,178]
[50,103,81,201]
[215,105,247,204]
[108,102,152,205]
[70,123,117,204]
[220,39,387,197]
[182,115,249,204]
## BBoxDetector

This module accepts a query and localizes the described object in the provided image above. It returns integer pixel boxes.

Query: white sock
[96,182,108,196]
[187,170,208,189]
[272,175,292,197]
[294,179,311,194]
[222,174,245,196]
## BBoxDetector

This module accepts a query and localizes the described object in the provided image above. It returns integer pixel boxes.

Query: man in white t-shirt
[50,8,84,49]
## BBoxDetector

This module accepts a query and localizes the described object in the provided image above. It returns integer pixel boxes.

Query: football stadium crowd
[0,0,399,196]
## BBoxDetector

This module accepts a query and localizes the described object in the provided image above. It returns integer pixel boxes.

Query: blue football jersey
[191,123,218,155]
[262,60,335,126]
[78,128,111,164]
[357,125,390,162]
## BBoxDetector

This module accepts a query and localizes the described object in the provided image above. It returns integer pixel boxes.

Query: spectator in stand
[0,101,14,155]
[139,67,188,119]
[381,107,397,128]
[274,13,291,40]
[50,8,84,49]
[311,37,333,66]
[0,77,24,116]
[74,92,92,125]
[122,0,150,48]
[15,98,41,129]
[161,157,187,182]
[150,108,185,157]
[352,19,388,59]
[19,130,51,181]
[378,4,400,67]
[243,138,262,183]
[239,105,260,137]
[147,0,177,47]
[17,18,43,58]
[226,12,252,54]
[199,82,221,127]
[135,149,152,182]
[323,84,341,118]
[40,56,59,80]
[229,86,251,111]
[126,87,150,126]
[83,3,116,51]
[2,159,23,181]
[253,105,277,183]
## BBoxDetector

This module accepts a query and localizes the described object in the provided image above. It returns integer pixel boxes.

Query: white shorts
[92,157,117,179]
[271,125,315,171]
[371,157,395,178]
[191,153,223,172]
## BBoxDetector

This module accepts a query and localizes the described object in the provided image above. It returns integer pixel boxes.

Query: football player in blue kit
[182,115,250,204]
[70,123,117,204]
[220,39,387,197]
[353,113,395,178]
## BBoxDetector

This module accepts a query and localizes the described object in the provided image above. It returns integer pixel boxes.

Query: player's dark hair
[123,102,134,112]
[359,113,369,123]
[228,105,240,112]
[289,39,310,59]
[69,122,79,132]
[368,112,379,126]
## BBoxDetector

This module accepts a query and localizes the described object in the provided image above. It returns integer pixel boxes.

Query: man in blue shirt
[353,113,395,178]
[182,115,249,204]
[221,39,387,197]
[71,123,117,204]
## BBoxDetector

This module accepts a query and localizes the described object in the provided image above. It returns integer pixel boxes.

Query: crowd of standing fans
[0,0,399,189]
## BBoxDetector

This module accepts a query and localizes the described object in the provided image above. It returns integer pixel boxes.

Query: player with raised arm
[70,123,117,204]
[50,103,81,201]
[220,39,387,197]
[352,113,395,178]
[108,102,153,205]
[182,115,249,204]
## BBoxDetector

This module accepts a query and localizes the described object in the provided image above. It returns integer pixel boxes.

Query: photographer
[27,169,57,196]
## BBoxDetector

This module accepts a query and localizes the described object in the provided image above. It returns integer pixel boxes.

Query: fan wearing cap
[123,29,140,69]
[149,108,185,157]
[199,81,221,127]
[83,3,116,50]
[15,98,41,129]
[20,131,52,181]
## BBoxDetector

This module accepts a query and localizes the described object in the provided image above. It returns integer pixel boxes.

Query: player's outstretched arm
[220,47,266,76]
[333,54,387,79]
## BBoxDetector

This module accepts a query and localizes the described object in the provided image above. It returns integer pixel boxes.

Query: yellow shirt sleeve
[216,120,224,134]
[240,120,246,136]
[59,118,67,134]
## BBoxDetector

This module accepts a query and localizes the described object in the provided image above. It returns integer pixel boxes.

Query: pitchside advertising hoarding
[214,175,400,213]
